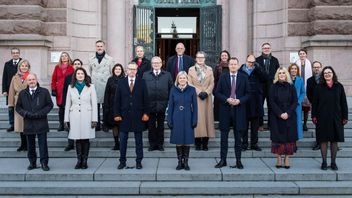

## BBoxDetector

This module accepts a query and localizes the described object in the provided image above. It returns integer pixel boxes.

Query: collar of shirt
[30,87,37,93]
[153,70,160,75]
[230,72,237,76]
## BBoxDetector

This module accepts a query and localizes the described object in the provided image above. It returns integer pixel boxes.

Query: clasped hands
[226,98,240,106]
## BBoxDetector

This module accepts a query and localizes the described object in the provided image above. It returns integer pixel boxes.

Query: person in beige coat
[64,68,98,169]
[8,59,31,152]
[188,51,215,151]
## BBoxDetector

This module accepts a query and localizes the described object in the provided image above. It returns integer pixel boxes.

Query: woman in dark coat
[269,67,298,169]
[167,71,198,171]
[133,46,151,78]
[103,63,125,150]
[312,66,348,170]
[213,50,230,121]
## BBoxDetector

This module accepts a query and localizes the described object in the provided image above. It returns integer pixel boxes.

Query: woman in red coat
[51,52,74,131]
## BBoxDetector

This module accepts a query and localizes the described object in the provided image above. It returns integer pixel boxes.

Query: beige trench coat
[188,65,215,138]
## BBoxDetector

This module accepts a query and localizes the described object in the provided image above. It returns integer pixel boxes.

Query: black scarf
[96,51,106,64]
[262,53,272,74]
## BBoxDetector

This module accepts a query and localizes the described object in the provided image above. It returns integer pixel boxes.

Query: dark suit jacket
[2,59,21,104]
[306,76,319,103]
[113,77,149,132]
[215,72,250,131]
[166,54,195,81]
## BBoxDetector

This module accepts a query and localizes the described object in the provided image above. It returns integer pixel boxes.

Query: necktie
[230,75,236,99]
[129,79,134,93]
[178,56,183,72]
[13,61,17,66]
[31,89,35,99]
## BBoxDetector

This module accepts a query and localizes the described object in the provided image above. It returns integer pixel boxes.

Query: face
[114,66,122,76]
[196,53,205,65]
[289,66,298,77]
[73,60,82,69]
[262,44,272,55]
[127,64,138,78]
[61,53,69,63]
[228,59,239,73]
[175,43,185,56]
[323,68,333,81]
[76,70,85,82]
[151,58,162,70]
[178,74,188,86]
[27,75,37,88]
[19,62,29,73]
[312,62,322,75]
[96,42,105,54]
[246,55,255,68]
[220,52,229,62]
[136,47,144,58]
[278,70,287,81]
[299,51,307,60]
[11,49,20,60]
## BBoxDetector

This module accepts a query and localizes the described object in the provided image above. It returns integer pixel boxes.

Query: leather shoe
[250,145,262,151]
[6,126,14,132]
[117,163,126,169]
[64,145,74,152]
[214,160,227,168]
[312,144,320,150]
[27,163,37,170]
[158,146,164,151]
[41,164,50,171]
[330,163,338,170]
[136,162,143,169]
[235,161,244,169]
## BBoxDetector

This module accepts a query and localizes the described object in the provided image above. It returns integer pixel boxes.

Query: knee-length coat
[51,65,74,106]
[167,85,198,144]
[291,76,305,140]
[187,65,215,138]
[64,84,98,139]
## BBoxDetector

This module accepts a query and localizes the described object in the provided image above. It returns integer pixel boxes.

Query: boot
[195,138,201,150]
[112,136,120,150]
[81,140,90,169]
[57,122,64,131]
[17,133,27,152]
[75,140,82,169]
[64,139,74,151]
[183,146,190,171]
[176,146,183,170]
[202,137,209,151]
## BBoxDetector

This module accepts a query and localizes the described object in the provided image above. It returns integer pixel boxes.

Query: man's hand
[142,114,149,122]
[280,113,288,120]
[114,116,122,122]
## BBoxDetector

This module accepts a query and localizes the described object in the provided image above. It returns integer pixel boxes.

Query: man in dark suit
[2,47,22,132]
[256,42,280,130]
[166,42,195,81]
[214,57,250,169]
[307,61,322,151]
[114,62,149,170]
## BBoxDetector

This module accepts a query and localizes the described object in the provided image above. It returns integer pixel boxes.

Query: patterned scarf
[195,64,206,83]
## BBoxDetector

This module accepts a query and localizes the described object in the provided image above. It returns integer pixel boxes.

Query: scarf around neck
[96,51,106,64]
[75,81,86,95]
[18,71,29,82]
[195,64,206,83]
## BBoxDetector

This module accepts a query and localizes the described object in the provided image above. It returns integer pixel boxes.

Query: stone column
[107,0,126,64]
[229,0,248,64]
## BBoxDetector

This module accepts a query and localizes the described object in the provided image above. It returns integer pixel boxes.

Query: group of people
[1,41,348,172]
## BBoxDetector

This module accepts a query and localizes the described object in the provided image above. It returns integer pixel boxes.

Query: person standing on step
[132,46,151,78]
[88,40,114,131]
[307,61,323,150]
[2,47,22,132]
[64,68,98,169]
[269,67,298,169]
[312,66,348,171]
[114,62,149,170]
[143,56,173,151]
[103,63,125,150]
[167,71,198,171]
[214,57,250,169]
[8,59,31,152]
[166,42,195,81]
[51,52,74,133]
[16,73,53,171]
[187,51,215,151]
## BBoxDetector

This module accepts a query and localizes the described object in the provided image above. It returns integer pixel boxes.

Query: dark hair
[112,63,125,77]
[72,59,83,65]
[261,42,271,47]
[96,40,105,45]
[218,50,231,62]
[312,60,322,67]
[320,66,338,84]
[298,48,307,55]
[288,63,300,76]
[11,47,20,53]
[71,67,91,87]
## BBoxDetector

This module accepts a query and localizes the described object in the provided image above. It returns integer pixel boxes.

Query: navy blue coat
[215,72,250,131]
[166,54,195,81]
[167,85,198,144]
[113,77,149,132]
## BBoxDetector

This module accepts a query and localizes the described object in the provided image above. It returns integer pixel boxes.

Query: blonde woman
[8,59,31,151]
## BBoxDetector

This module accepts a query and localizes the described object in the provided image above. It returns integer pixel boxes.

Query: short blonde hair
[17,59,31,73]
[175,71,188,86]
[273,66,292,84]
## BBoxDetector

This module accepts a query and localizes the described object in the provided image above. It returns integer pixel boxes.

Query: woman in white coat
[64,68,98,169]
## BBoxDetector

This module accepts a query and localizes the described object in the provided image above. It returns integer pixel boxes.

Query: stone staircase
[0,107,351,197]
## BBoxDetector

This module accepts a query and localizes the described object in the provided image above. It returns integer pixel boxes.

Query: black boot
[81,140,90,169]
[64,139,74,151]
[17,133,27,152]
[195,138,201,150]
[176,146,183,170]
[202,137,209,151]
[75,140,82,169]
[112,136,120,150]
[57,123,64,131]
[183,146,190,171]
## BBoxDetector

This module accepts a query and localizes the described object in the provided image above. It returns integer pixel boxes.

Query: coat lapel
[225,72,231,90]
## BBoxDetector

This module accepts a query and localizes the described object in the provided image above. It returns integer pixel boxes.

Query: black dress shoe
[158,146,164,151]
[330,163,338,170]
[117,163,126,169]
[321,162,327,170]
[148,146,155,151]
[57,125,64,132]
[312,144,320,150]
[41,164,50,171]
[27,164,37,170]
[275,165,282,169]
[241,146,248,152]
[284,165,290,169]
[250,145,262,151]
[235,161,244,169]
[136,162,143,169]
[6,126,14,132]
[64,145,74,151]
[214,160,227,168]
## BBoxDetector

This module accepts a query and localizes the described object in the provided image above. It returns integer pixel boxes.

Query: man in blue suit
[214,57,250,169]
[114,62,149,170]
[166,42,195,81]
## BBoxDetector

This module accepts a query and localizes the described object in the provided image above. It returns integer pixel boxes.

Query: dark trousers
[119,131,143,164]
[242,117,259,147]
[259,84,271,127]
[26,133,49,165]
[58,105,65,126]
[148,112,165,147]
[8,107,14,127]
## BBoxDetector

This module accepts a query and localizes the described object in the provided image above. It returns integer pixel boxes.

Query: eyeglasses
[262,47,271,50]
[247,61,255,64]
[324,72,333,75]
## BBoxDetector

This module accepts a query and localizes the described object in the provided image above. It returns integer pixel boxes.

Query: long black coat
[256,55,280,94]
[103,75,123,127]
[143,70,173,113]
[239,64,266,118]
[312,82,348,143]
[306,76,318,103]
[133,57,151,78]
[15,86,53,135]
[113,77,149,132]
[269,82,298,143]
[2,58,21,104]
[166,54,195,81]
[215,72,250,131]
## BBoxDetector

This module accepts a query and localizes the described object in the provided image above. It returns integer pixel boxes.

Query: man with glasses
[2,48,22,132]
[256,43,280,131]
[166,42,195,81]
